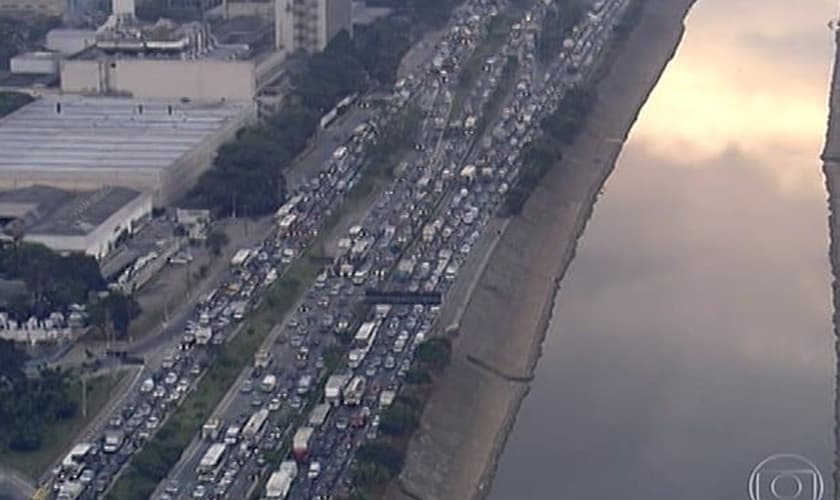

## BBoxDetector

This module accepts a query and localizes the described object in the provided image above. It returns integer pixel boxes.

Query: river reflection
[487,0,837,499]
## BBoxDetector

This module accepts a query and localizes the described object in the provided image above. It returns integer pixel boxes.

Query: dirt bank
[388,1,698,499]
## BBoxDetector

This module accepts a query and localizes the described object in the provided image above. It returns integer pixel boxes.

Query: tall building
[274,0,351,55]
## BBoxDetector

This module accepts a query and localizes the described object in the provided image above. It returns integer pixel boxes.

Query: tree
[206,227,230,257]
[415,337,452,371]
[380,400,422,436]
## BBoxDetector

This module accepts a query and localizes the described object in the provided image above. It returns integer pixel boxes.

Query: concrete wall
[61,58,257,101]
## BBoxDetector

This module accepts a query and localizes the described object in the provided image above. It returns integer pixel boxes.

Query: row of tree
[349,338,453,496]
[0,241,140,335]
[503,86,595,216]
[536,0,586,63]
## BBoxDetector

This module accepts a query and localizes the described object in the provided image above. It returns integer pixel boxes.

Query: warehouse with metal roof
[0,96,255,204]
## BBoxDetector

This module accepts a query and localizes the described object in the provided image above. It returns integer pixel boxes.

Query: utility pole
[81,376,87,418]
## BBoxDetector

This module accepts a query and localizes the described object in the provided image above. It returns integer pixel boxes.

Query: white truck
[103,430,124,453]
[325,374,350,405]
[265,461,298,499]
[202,418,221,440]
[194,326,212,345]
[261,374,277,393]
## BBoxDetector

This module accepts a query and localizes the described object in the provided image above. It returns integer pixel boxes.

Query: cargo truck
[325,374,350,405]
[265,461,298,499]
[292,427,314,461]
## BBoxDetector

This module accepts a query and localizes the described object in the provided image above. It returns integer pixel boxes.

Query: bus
[197,443,228,482]
[243,409,269,439]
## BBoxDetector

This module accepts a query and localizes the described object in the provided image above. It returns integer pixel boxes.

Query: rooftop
[0,96,249,178]
[0,185,148,236]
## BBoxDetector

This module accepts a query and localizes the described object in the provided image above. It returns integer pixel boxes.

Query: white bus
[197,443,227,481]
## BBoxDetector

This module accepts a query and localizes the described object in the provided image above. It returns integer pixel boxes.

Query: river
[487,1,838,499]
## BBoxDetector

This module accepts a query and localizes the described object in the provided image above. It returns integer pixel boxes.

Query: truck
[343,376,366,406]
[396,258,416,282]
[194,326,212,345]
[422,224,437,243]
[292,427,314,461]
[265,460,298,499]
[231,248,251,267]
[308,403,330,427]
[277,213,297,237]
[254,348,272,371]
[261,374,277,393]
[460,164,477,184]
[201,418,221,440]
[224,424,241,444]
[243,409,269,439]
[379,389,397,408]
[325,374,350,405]
[103,430,124,453]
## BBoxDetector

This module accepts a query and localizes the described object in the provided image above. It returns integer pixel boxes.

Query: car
[240,380,254,394]
[164,372,178,385]
[146,415,160,429]
[165,481,181,495]
[251,397,263,408]
[308,461,322,479]
[192,484,207,498]
[268,397,281,411]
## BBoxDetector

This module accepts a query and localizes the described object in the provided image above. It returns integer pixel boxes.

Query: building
[0,0,68,18]
[0,96,254,203]
[0,185,153,259]
[274,0,352,55]
[59,9,283,100]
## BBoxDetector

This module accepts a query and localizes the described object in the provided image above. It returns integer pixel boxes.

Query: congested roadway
[48,0,633,499]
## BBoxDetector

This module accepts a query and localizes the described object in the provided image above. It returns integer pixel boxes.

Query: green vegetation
[414,337,452,371]
[503,86,595,216]
[615,0,646,37]
[380,396,423,437]
[0,16,59,70]
[205,226,230,257]
[536,0,586,63]
[107,260,318,500]
[0,342,126,478]
[0,91,33,118]
[0,242,138,332]
[352,440,405,489]
[475,55,519,137]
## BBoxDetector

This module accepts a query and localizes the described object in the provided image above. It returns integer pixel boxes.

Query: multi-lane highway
[47,1,632,499]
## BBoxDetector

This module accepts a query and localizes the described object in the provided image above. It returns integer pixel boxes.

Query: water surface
[488,1,837,498]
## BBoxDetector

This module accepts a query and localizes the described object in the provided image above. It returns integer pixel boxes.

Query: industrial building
[0,185,153,259]
[274,0,352,54]
[0,96,254,203]
[0,0,68,18]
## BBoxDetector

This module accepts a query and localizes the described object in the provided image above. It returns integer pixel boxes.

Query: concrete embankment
[388,1,698,499]
[821,30,840,500]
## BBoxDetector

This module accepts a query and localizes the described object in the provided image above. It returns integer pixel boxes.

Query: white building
[274,0,352,54]
[0,96,254,204]
[0,185,153,260]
